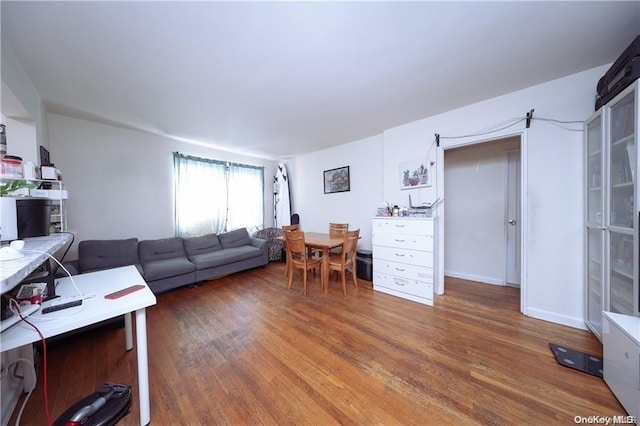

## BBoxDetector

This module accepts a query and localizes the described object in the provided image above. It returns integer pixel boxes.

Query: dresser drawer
[373,245,433,267]
[373,272,433,299]
[372,233,433,251]
[373,259,433,282]
[373,218,433,235]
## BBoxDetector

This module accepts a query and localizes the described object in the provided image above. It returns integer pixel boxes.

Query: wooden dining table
[299,232,344,293]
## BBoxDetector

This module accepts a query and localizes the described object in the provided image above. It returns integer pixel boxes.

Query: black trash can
[356,250,373,281]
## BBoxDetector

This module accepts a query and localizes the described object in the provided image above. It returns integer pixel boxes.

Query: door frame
[436,129,528,314]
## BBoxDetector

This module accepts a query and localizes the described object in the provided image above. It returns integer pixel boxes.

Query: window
[173,153,264,237]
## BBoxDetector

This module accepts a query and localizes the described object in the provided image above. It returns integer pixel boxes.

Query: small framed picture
[400,159,432,190]
[324,166,350,194]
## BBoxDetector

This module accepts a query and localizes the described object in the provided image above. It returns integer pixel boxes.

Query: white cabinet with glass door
[585,80,640,339]
[607,85,638,317]
[585,110,604,337]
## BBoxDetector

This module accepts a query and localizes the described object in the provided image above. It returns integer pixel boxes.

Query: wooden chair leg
[288,267,294,289]
[303,268,308,296]
[341,270,347,296]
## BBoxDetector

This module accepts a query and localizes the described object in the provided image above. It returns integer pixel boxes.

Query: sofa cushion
[184,233,222,257]
[218,228,251,249]
[78,238,139,273]
[189,246,262,270]
[142,257,196,281]
[139,237,187,262]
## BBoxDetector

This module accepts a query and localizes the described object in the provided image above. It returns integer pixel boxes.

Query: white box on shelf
[40,166,57,180]
[47,189,68,200]
[11,188,30,196]
[29,189,48,197]
[30,189,68,199]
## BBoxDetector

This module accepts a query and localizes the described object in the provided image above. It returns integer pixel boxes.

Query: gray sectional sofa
[64,228,268,294]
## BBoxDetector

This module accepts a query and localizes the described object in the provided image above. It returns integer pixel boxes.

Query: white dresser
[603,311,640,420]
[372,217,436,306]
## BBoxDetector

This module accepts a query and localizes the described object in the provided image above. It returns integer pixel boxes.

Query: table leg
[322,247,329,293]
[135,308,151,426]
[124,312,133,351]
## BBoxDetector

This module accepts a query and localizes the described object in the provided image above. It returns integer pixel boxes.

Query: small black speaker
[16,198,51,238]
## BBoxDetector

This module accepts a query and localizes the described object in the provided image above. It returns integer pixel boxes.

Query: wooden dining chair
[325,222,349,273]
[282,224,300,277]
[328,229,360,296]
[329,222,349,236]
[285,230,321,295]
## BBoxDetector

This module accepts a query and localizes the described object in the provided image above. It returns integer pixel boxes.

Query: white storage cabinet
[372,217,436,306]
[603,311,640,420]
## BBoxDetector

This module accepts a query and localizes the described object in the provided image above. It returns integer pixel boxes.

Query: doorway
[441,135,524,310]
[505,148,521,287]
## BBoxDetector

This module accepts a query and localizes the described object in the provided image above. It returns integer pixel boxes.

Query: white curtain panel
[173,153,264,237]
[173,153,227,237]
[227,162,264,235]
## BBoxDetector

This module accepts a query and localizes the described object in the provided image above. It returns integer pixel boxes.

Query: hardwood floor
[13,263,624,425]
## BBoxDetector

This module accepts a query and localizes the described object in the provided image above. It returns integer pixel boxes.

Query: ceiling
[1,2,639,160]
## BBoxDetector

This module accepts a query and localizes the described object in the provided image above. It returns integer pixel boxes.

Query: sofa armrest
[251,237,269,265]
[250,237,266,250]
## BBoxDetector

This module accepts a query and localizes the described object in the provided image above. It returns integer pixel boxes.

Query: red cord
[14,302,53,425]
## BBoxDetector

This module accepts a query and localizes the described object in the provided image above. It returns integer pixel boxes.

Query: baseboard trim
[444,270,503,286]
[524,307,588,331]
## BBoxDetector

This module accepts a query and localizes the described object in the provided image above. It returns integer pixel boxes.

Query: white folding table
[1,265,157,425]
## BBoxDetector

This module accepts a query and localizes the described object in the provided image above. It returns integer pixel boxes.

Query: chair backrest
[342,229,360,258]
[329,222,348,238]
[284,230,306,258]
[282,224,300,233]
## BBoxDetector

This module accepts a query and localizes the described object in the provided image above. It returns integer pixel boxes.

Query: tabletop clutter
[377,203,408,217]
[376,199,435,218]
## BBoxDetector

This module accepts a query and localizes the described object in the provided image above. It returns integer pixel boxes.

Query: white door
[506,149,521,287]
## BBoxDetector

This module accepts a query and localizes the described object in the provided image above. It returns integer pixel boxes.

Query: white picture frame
[399,159,431,190]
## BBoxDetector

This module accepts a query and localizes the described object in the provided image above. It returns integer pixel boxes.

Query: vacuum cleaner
[54,382,132,426]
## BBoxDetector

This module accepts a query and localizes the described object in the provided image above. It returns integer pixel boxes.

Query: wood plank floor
[12,262,624,425]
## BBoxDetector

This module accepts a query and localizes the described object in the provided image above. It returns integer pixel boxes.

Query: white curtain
[174,153,227,237]
[227,162,264,234]
[173,153,264,237]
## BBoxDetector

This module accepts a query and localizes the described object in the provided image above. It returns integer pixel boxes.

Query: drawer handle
[394,224,405,227]
[393,278,408,286]
[394,253,405,257]
[395,267,406,272]
[395,239,405,242]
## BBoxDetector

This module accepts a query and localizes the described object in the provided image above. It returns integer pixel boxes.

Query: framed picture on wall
[400,159,431,190]
[324,166,350,194]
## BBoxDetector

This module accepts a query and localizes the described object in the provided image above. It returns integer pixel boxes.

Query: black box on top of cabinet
[596,35,640,111]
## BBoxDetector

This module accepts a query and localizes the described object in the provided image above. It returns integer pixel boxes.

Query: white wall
[294,65,608,330]
[444,137,520,285]
[4,117,37,163]
[1,37,48,149]
[291,134,384,250]
[377,65,609,329]
[48,113,278,259]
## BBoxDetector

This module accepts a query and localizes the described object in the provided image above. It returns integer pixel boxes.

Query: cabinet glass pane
[609,92,635,229]
[587,227,603,332]
[609,231,634,315]
[587,117,603,225]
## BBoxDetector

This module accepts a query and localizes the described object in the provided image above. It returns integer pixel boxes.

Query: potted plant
[402,170,410,186]
[409,171,420,186]
[0,180,37,197]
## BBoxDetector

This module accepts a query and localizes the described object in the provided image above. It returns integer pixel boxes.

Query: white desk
[1,266,157,425]
[0,234,73,294]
